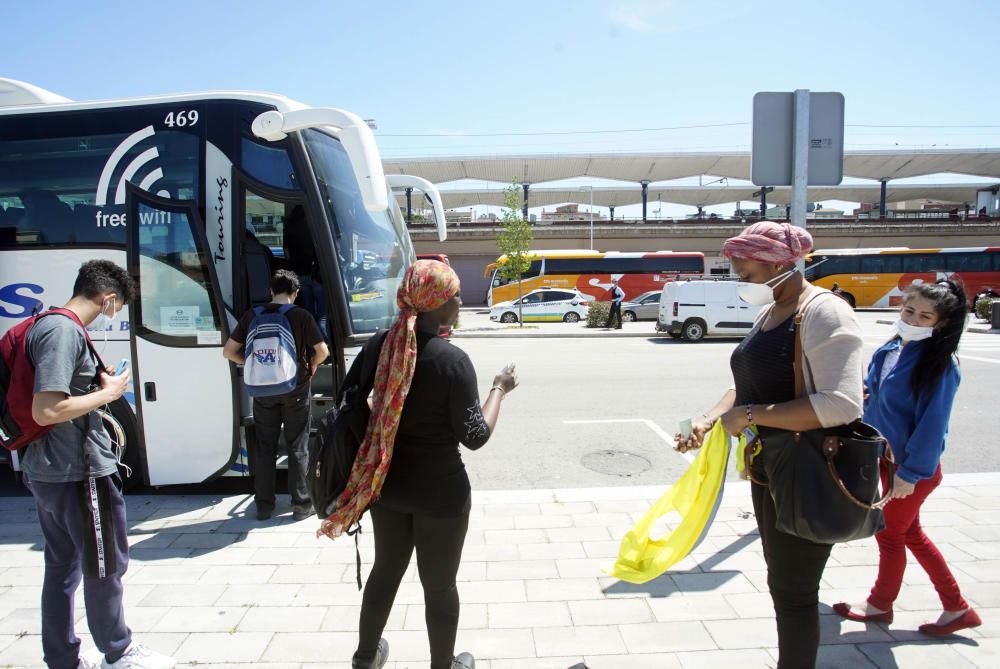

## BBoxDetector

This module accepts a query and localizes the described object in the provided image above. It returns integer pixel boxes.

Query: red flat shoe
[833,602,894,624]
[918,609,982,636]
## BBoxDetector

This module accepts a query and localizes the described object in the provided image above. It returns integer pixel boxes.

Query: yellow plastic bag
[605,421,731,584]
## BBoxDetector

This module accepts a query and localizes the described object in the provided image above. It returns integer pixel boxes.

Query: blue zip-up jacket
[863,339,961,484]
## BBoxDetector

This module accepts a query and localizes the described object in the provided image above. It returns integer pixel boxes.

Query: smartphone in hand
[679,418,692,441]
[114,359,129,376]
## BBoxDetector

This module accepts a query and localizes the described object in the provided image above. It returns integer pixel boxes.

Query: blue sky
[6,0,999,216]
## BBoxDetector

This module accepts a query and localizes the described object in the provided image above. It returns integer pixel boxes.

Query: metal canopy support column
[640,181,650,222]
[790,89,810,271]
[405,187,413,224]
[609,206,615,221]
[879,178,888,219]
[522,183,530,220]
[754,186,773,220]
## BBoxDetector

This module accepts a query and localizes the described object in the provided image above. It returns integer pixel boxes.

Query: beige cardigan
[736,286,864,428]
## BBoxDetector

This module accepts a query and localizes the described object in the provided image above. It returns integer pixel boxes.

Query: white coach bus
[0,79,445,489]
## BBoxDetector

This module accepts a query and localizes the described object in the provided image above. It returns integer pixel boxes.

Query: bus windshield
[303,129,414,333]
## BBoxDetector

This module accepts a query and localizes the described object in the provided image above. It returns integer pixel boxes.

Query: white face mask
[91,297,116,332]
[894,318,934,342]
[737,268,798,305]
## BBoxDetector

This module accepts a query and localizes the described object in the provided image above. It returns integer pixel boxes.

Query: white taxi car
[489,288,593,323]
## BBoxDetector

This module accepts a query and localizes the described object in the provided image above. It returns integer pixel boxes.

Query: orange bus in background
[484,249,706,306]
[805,247,1000,308]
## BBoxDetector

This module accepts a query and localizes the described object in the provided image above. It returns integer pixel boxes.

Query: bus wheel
[500,312,518,323]
[682,319,707,342]
[563,311,581,323]
[623,311,636,322]
[842,292,857,309]
[97,399,143,492]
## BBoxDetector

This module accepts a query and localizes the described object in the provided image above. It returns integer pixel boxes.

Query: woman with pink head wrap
[721,220,814,266]
[674,221,863,669]
[324,260,518,669]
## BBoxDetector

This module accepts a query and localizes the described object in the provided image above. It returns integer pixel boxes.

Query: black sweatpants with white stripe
[26,473,132,669]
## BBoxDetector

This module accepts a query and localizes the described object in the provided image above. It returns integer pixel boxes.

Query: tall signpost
[752,90,845,267]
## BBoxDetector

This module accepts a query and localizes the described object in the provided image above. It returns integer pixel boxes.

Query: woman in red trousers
[834,279,981,635]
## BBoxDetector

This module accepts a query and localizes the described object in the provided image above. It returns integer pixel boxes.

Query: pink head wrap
[721,221,814,265]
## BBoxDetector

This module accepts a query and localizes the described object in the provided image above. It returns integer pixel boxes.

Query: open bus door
[125,185,240,486]
[230,169,338,426]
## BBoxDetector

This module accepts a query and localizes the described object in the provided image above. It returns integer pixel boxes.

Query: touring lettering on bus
[213,176,228,262]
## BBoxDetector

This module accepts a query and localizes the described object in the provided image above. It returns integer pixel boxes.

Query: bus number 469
[164,110,199,128]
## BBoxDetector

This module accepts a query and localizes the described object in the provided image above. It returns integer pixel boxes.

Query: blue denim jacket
[863,339,960,484]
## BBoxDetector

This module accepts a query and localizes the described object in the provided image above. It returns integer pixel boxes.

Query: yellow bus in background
[484,249,705,306]
[805,247,1000,308]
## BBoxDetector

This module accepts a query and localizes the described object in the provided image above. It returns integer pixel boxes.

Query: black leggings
[355,504,470,669]
[751,481,834,669]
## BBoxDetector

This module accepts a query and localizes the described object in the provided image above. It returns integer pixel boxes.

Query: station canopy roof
[383,149,1000,185]
[395,182,998,210]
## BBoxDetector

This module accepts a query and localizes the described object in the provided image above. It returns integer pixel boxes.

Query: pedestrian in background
[604,278,625,329]
[834,279,981,636]
[675,221,864,669]
[319,260,518,669]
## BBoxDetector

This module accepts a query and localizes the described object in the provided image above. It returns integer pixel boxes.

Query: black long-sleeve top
[352,331,490,516]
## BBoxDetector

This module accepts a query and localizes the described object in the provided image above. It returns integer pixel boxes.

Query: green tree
[495,181,534,326]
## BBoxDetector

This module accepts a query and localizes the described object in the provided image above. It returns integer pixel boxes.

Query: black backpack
[308,330,387,587]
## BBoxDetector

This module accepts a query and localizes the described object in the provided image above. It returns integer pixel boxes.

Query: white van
[657,280,763,341]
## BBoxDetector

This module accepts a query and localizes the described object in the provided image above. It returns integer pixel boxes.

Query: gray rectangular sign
[752,92,845,186]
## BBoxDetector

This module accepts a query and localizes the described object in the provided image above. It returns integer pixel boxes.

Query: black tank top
[730,312,797,407]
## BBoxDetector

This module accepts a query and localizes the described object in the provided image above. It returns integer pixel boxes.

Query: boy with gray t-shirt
[22,260,174,669]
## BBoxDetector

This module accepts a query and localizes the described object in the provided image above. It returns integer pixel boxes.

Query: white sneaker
[78,648,102,669]
[102,642,176,669]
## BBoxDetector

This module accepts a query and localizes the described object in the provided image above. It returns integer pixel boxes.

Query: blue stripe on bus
[230,462,248,473]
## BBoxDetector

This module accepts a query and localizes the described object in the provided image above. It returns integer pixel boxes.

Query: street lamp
[580,185,594,250]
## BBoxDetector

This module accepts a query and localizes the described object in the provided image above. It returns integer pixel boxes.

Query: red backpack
[0,308,103,451]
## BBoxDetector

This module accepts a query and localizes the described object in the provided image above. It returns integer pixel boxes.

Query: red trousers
[868,465,969,612]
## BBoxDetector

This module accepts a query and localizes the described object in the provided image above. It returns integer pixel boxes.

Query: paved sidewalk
[2,474,999,668]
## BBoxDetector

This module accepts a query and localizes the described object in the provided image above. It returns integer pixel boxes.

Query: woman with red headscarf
[674,221,864,669]
[320,260,518,669]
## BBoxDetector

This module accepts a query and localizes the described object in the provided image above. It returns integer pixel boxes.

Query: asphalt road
[454,311,1000,490]
[1,312,994,496]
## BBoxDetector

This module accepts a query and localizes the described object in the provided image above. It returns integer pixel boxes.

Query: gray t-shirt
[21,315,117,483]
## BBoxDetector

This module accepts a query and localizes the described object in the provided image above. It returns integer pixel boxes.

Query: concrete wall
[447,254,495,306]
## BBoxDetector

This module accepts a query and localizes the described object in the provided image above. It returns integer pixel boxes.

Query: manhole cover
[581,450,652,477]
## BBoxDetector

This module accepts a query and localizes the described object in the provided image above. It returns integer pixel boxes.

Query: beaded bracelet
[745,404,754,425]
